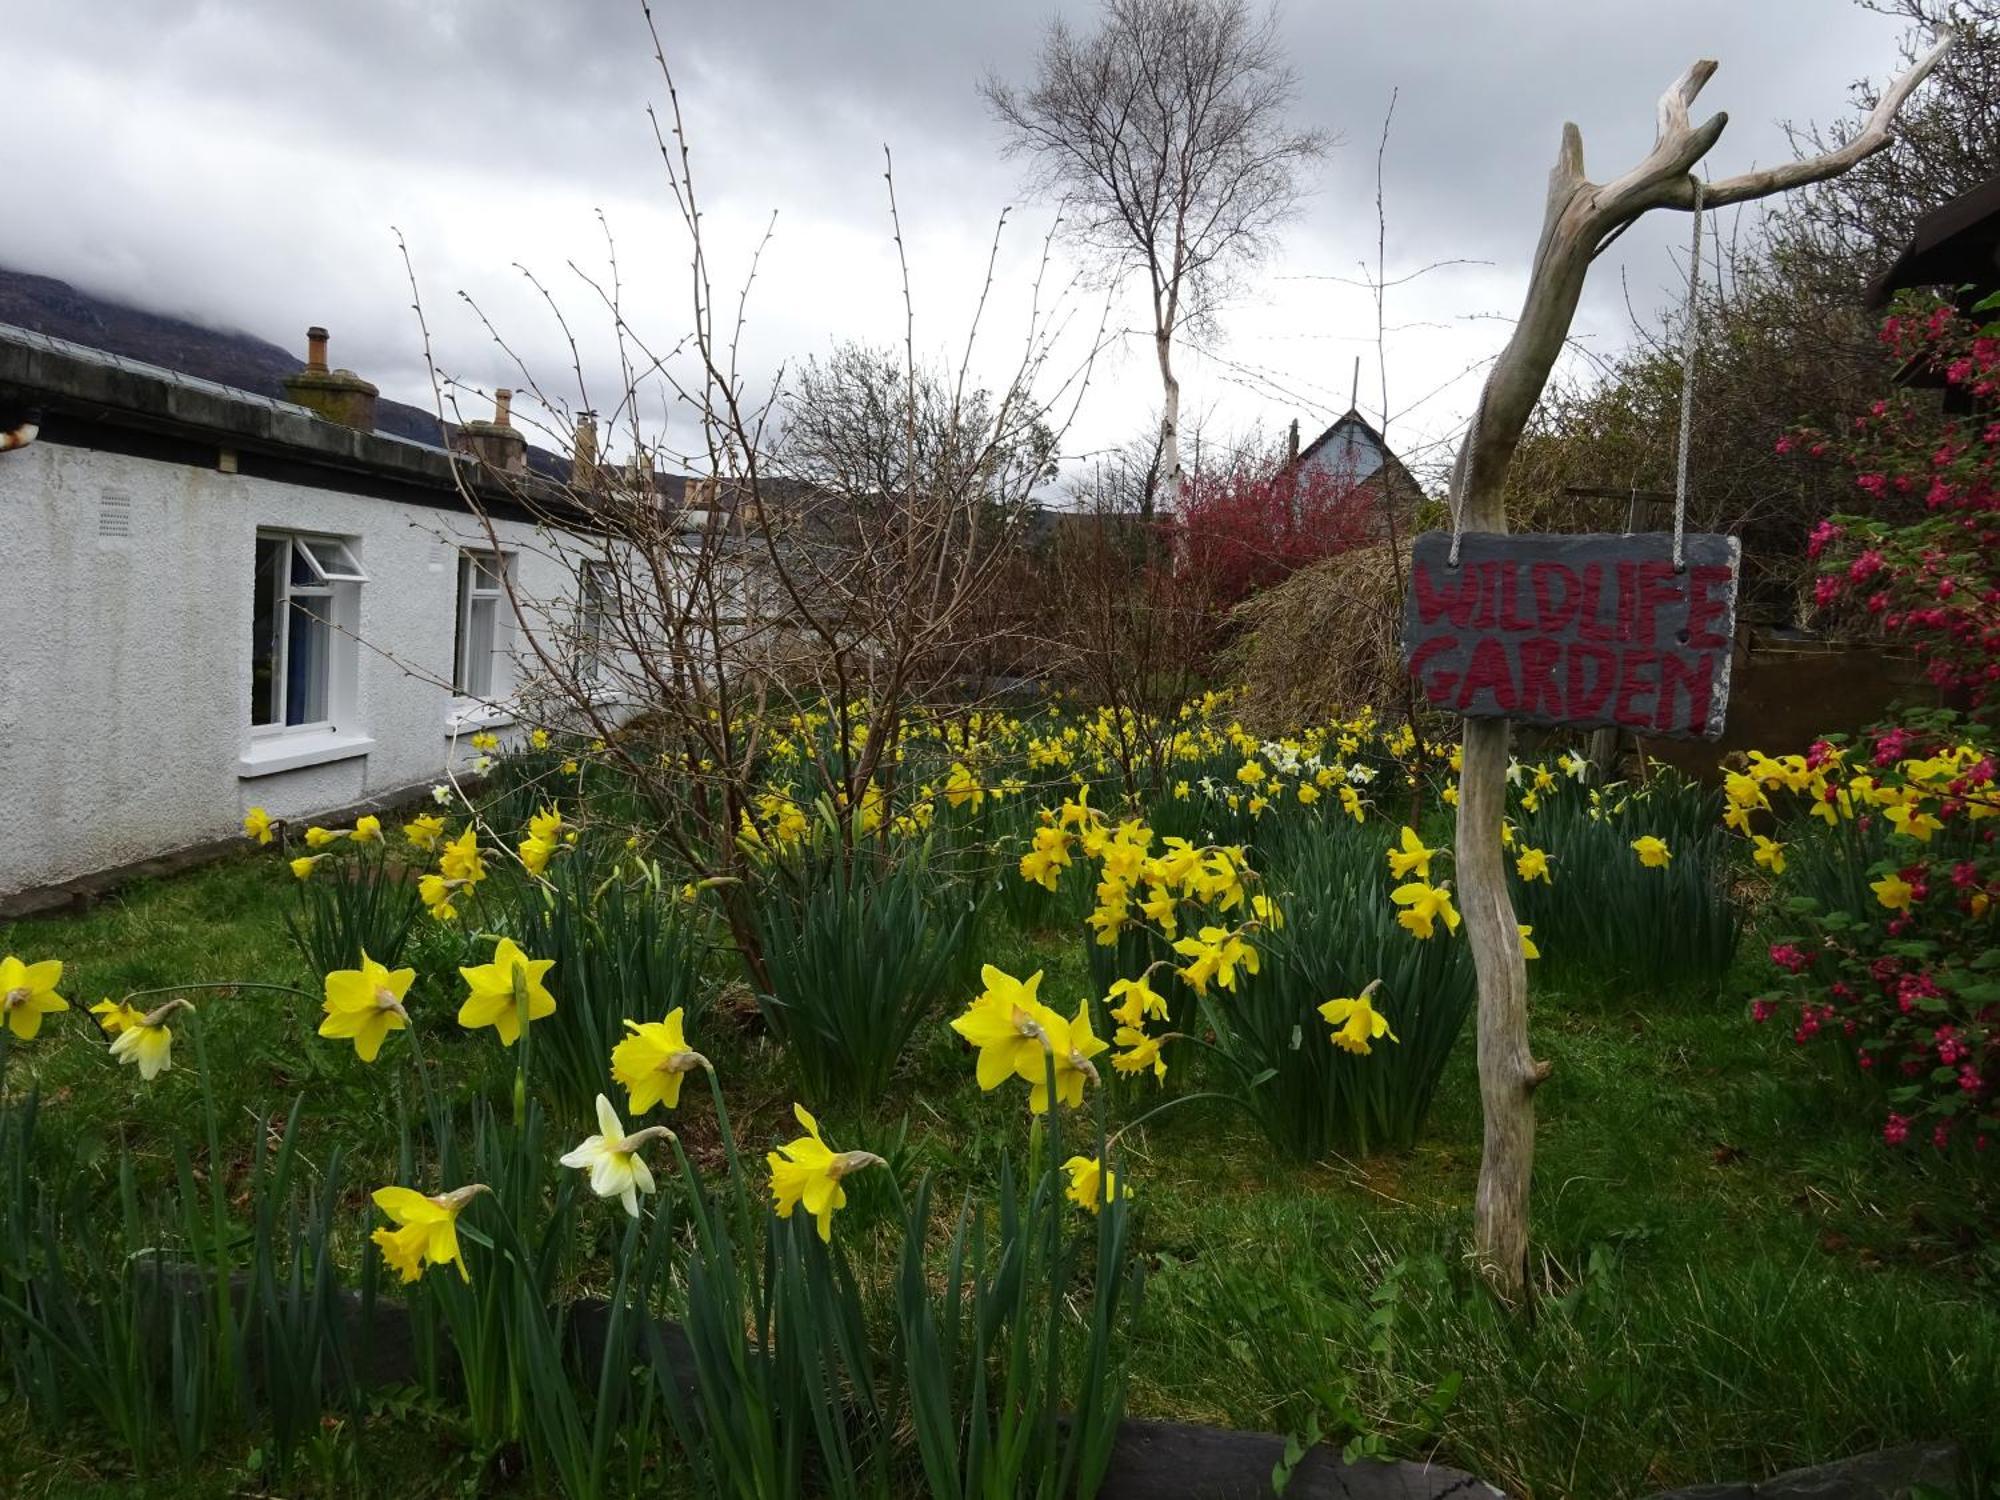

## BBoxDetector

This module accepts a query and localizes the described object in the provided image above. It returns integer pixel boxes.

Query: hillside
[0,266,563,468]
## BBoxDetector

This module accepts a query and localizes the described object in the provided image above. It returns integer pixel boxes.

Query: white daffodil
[558,1094,673,1217]
[431,783,454,806]
[1560,750,1592,782]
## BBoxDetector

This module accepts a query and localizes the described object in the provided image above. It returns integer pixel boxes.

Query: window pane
[290,540,326,587]
[252,537,283,725]
[286,597,330,725]
[305,537,367,582]
[475,554,503,591]
[463,596,496,698]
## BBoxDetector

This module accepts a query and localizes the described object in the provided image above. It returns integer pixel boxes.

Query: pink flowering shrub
[1789,291,2000,706]
[1730,732,1999,1160]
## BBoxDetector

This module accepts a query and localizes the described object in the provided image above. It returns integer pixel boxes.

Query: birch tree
[984,0,1327,517]
[1450,34,1951,1303]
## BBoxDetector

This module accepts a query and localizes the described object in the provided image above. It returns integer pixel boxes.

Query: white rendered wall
[0,438,595,897]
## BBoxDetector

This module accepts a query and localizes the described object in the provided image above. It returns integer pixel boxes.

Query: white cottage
[0,322,610,907]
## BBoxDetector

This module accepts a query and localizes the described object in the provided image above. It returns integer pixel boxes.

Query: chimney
[452,387,528,475]
[282,326,379,433]
[1286,417,1300,464]
[571,411,599,489]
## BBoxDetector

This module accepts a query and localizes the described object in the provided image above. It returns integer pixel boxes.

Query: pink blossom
[1884,1112,1912,1145]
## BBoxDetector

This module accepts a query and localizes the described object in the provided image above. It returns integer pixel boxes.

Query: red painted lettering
[1530,562,1582,633]
[1407,634,1462,704]
[1565,641,1617,717]
[1612,648,1660,729]
[1498,561,1537,633]
[1658,651,1716,735]
[1634,561,1683,645]
[1517,636,1564,718]
[1458,635,1519,714]
[1684,565,1733,648]
[1577,564,1616,643]
[1412,561,1481,628]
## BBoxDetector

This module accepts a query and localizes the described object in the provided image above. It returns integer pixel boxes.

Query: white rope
[1447,396,1481,568]
[1672,177,1704,572]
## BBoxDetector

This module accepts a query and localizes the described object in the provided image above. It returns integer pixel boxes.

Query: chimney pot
[305,326,330,373]
[493,388,513,428]
[572,411,599,488]
[1287,417,1300,464]
[283,325,379,432]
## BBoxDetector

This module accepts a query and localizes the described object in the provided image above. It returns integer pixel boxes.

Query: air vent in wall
[98,490,132,539]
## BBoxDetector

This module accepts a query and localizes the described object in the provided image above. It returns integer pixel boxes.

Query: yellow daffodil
[611,1008,708,1114]
[1631,836,1672,868]
[1320,986,1398,1055]
[1111,1024,1167,1083]
[318,951,414,1063]
[439,827,486,887]
[1751,835,1786,875]
[1024,1000,1107,1113]
[1391,881,1461,941]
[469,731,499,752]
[457,938,556,1046]
[1062,1154,1128,1214]
[352,815,383,843]
[1519,924,1541,960]
[951,966,1061,1091]
[1106,975,1168,1028]
[370,1183,488,1283]
[290,854,326,880]
[559,1094,672,1217]
[1172,925,1259,994]
[90,998,144,1035]
[766,1104,884,1242]
[405,814,446,851]
[1515,847,1552,884]
[530,727,551,750]
[1871,871,1915,911]
[1298,783,1321,805]
[108,998,188,1080]
[303,826,345,849]
[0,956,67,1041]
[1386,826,1435,880]
[243,806,274,845]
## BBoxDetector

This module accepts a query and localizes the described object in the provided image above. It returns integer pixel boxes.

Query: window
[251,533,365,731]
[454,550,514,699]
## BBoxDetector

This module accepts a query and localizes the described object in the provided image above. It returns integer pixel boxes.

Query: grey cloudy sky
[1,0,1928,484]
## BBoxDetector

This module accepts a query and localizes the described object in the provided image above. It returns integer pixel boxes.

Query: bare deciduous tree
[984,0,1328,518]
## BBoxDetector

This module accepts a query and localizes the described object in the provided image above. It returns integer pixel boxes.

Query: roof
[0,318,600,526]
[1290,407,1419,498]
[1865,171,2000,308]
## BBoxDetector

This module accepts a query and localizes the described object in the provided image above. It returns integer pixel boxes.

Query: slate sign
[1400,530,1739,740]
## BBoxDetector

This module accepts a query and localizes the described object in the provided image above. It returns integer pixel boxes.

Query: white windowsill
[238,730,376,778]
[446,699,517,736]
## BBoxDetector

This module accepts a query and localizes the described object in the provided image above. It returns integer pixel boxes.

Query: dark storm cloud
[0,0,1925,471]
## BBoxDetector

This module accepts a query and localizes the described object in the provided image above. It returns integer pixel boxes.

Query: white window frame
[453,549,516,704]
[249,530,365,743]
[577,559,615,685]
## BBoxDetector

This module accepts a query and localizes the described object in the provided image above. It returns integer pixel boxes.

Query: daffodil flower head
[766,1104,884,1241]
[1631,835,1673,868]
[1062,1154,1129,1214]
[319,950,415,1063]
[109,997,190,1080]
[0,956,67,1041]
[1320,982,1398,1055]
[950,966,1058,1091]
[242,806,274,845]
[90,997,144,1035]
[1386,826,1435,881]
[611,1008,709,1114]
[371,1183,489,1283]
[1023,1000,1107,1114]
[457,937,556,1047]
[559,1095,673,1217]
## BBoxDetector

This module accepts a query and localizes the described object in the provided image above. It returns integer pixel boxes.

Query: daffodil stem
[1108,1089,1250,1151]
[702,1066,757,1258]
[186,1013,230,1262]
[402,1019,449,1177]
[511,963,530,1128]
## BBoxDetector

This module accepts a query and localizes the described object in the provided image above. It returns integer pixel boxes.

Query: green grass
[3,855,1997,1498]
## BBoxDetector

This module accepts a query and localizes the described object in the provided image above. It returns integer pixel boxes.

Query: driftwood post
[1452,36,1952,1301]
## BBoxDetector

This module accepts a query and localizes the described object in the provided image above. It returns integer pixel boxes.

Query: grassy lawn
[3,852,1996,1498]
